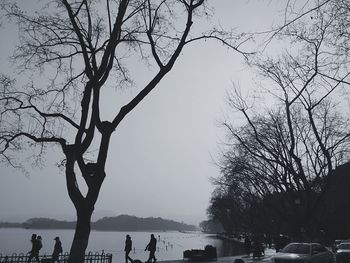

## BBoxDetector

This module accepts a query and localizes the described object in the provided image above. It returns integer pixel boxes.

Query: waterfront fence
[0,251,112,263]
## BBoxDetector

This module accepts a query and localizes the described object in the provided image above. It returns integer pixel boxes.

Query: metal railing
[0,251,112,263]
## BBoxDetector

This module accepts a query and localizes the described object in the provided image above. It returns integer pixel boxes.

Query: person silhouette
[27,234,37,262]
[27,234,41,262]
[52,236,62,263]
[244,236,251,257]
[145,234,157,263]
[124,234,133,263]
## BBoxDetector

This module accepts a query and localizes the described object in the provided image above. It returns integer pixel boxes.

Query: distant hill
[0,215,197,231]
[93,215,197,231]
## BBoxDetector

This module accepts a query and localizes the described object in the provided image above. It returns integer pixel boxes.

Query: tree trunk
[68,205,93,263]
[64,143,106,263]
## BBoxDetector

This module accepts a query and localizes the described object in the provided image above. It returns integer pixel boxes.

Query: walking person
[124,235,133,263]
[244,236,251,257]
[27,234,42,263]
[27,234,38,262]
[145,234,157,263]
[52,236,63,263]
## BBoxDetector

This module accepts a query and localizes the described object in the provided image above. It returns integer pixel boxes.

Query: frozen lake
[0,228,241,262]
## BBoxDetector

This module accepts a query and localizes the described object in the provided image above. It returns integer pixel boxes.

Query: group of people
[243,235,265,259]
[27,233,156,263]
[125,234,158,263]
[243,233,290,259]
[27,234,62,263]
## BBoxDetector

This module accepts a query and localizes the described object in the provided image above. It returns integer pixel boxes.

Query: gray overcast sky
[0,0,287,225]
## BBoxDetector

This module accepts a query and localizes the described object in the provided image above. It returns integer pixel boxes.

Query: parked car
[333,240,343,252]
[271,242,334,263]
[335,242,350,263]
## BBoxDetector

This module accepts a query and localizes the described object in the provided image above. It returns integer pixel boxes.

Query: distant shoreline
[0,214,198,232]
[0,227,202,233]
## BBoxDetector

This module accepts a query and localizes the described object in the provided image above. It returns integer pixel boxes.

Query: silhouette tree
[219,96,350,237]
[322,163,350,240]
[209,0,350,239]
[265,0,350,88]
[0,1,248,262]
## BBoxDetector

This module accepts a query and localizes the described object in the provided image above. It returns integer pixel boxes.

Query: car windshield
[281,244,310,254]
[339,243,350,249]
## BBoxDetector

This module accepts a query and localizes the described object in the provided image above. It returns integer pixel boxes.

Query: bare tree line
[209,0,350,240]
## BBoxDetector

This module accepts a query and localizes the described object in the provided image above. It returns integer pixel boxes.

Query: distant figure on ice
[52,236,63,263]
[27,234,42,262]
[124,235,133,263]
[145,234,157,263]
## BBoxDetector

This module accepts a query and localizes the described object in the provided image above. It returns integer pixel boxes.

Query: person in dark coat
[124,235,133,263]
[27,234,42,262]
[52,236,63,263]
[145,234,157,263]
[27,234,38,262]
[244,236,251,256]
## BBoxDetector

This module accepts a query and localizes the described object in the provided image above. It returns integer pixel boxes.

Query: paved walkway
[159,249,275,263]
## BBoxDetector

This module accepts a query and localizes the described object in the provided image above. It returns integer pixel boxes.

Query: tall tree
[211,0,350,239]
[219,101,350,237]
[0,1,247,262]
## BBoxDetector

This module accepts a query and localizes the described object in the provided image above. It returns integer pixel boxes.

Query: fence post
[0,251,113,263]
[19,253,25,263]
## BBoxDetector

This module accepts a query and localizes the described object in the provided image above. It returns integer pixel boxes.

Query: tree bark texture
[68,207,94,263]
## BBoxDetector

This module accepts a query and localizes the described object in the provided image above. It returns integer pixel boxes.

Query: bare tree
[0,1,249,262]
[200,0,350,240]
[263,0,350,89]
[220,98,350,237]
[213,0,350,238]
